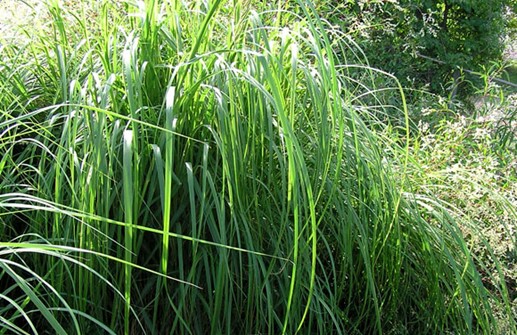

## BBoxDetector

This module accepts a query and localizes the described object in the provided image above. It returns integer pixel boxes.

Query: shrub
[321,0,515,94]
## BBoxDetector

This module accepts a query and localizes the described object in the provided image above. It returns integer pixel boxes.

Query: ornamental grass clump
[0,0,514,334]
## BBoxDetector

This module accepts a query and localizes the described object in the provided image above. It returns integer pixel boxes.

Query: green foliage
[323,0,514,93]
[0,0,515,334]
[407,92,517,331]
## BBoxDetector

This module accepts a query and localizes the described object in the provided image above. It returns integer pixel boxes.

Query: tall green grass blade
[122,129,134,335]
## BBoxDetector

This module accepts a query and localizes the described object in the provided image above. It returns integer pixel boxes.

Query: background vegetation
[0,0,515,334]
[318,0,517,94]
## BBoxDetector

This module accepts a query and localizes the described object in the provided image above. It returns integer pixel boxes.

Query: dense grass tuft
[0,0,515,334]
